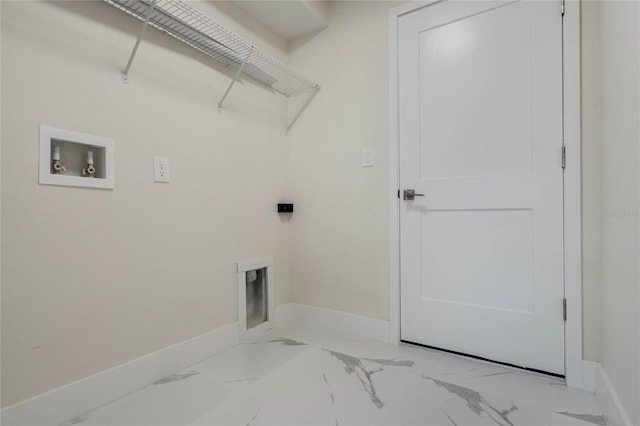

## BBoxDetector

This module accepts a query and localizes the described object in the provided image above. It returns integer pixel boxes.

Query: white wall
[599,1,640,423]
[301,0,328,24]
[0,0,3,409]
[581,0,602,362]
[1,0,291,407]
[287,0,396,321]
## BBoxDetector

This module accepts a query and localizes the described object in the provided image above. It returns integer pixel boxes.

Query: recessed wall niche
[237,257,274,340]
[39,126,114,189]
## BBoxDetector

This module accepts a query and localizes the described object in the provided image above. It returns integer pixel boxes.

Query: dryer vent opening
[245,267,268,329]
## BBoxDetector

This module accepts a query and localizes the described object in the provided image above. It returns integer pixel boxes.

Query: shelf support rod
[122,0,157,84]
[218,47,254,112]
[286,87,320,133]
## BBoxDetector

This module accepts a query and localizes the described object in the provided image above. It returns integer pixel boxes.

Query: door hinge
[562,145,567,169]
[397,189,400,199]
[563,298,567,321]
[561,0,565,16]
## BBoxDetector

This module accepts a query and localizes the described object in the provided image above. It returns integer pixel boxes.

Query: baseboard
[288,303,390,343]
[0,305,393,425]
[274,302,292,325]
[1,322,239,426]
[580,360,598,392]
[594,363,634,426]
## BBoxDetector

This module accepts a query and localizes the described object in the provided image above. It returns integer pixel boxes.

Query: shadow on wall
[39,1,283,109]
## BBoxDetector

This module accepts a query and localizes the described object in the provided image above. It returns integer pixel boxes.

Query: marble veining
[472,371,514,378]
[443,409,459,426]
[55,322,606,426]
[424,375,518,426]
[325,349,385,408]
[153,371,200,385]
[321,369,339,425]
[243,337,307,347]
[321,349,415,411]
[58,414,88,426]
[555,411,607,426]
[245,408,260,426]
[268,337,307,346]
[224,377,260,384]
[362,358,415,368]
[322,370,336,405]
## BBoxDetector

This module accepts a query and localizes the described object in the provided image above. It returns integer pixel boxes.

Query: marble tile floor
[59,322,605,426]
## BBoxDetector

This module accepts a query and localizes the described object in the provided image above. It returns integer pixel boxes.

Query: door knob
[403,189,425,201]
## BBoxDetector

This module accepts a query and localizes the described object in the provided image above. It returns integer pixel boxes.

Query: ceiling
[232,1,328,42]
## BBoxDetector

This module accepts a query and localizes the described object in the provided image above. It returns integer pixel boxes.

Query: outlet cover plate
[362,147,374,167]
[154,156,170,183]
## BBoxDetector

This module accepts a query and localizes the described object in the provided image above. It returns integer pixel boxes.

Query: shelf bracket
[286,87,320,133]
[122,0,157,84]
[218,47,255,112]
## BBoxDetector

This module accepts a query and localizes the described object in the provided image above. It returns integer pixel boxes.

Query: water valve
[51,145,67,174]
[82,151,96,177]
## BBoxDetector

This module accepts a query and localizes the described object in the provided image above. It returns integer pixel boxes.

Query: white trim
[0,0,3,413]
[561,0,583,389]
[237,257,275,341]
[388,0,583,386]
[595,363,634,426]
[387,0,442,347]
[0,323,239,426]
[237,257,273,273]
[274,302,292,325]
[581,360,598,393]
[1,302,293,426]
[390,0,436,18]
[289,303,390,343]
[388,2,400,347]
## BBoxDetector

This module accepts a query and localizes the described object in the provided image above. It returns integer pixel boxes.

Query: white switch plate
[362,147,374,167]
[154,156,170,182]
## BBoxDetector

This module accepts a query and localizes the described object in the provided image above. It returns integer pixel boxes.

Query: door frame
[388,0,585,389]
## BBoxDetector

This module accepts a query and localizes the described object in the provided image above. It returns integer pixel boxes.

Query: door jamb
[387,0,585,389]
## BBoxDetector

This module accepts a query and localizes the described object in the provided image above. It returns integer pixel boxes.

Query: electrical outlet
[154,156,170,183]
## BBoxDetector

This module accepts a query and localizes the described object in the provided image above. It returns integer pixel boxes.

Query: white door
[398,0,565,375]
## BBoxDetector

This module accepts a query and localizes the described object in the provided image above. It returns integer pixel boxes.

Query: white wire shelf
[103,0,320,131]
